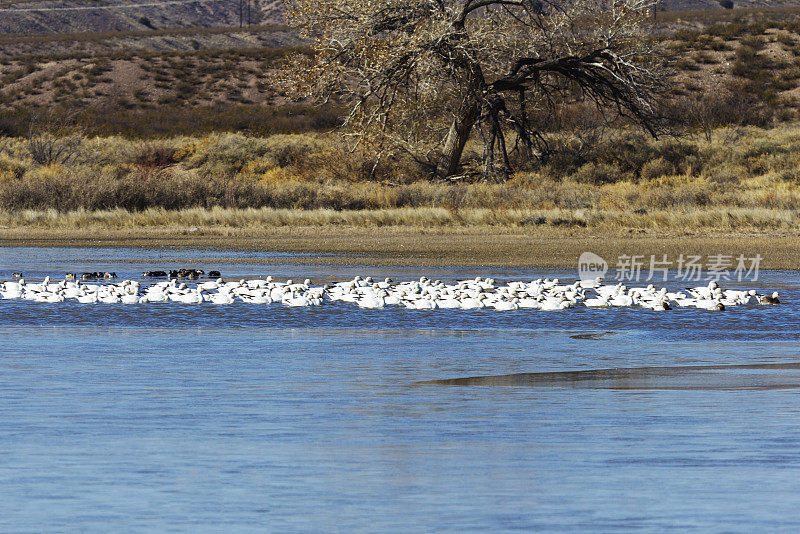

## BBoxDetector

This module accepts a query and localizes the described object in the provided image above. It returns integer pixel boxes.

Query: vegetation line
[2,124,800,231]
[1,207,799,231]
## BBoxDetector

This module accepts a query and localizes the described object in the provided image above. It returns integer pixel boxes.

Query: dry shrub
[638,177,714,209]
[640,157,675,181]
[184,133,330,173]
[0,104,341,139]
[25,111,83,166]
[27,133,82,166]
[271,138,319,168]
[3,125,800,214]
[669,82,776,140]
[545,131,698,181]
[0,154,27,182]
[593,135,696,178]
[573,163,625,185]
[131,142,176,169]
[595,182,640,211]
[777,168,800,184]
[705,163,746,184]
[0,164,271,211]
[173,141,198,161]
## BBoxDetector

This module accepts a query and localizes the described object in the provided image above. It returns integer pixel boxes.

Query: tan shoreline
[2,226,799,269]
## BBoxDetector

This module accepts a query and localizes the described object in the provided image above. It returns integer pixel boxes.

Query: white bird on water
[0,274,783,316]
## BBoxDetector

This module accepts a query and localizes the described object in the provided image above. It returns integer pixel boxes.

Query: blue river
[1,247,799,532]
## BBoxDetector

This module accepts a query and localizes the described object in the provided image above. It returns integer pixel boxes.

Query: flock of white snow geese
[0,273,782,310]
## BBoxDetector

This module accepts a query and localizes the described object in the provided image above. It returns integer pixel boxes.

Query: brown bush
[668,84,775,140]
[573,163,625,185]
[640,157,675,181]
[0,104,342,139]
[131,143,176,169]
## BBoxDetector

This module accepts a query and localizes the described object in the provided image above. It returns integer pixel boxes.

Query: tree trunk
[516,88,533,161]
[436,100,481,177]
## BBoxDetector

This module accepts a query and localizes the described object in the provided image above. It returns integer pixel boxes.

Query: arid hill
[3,2,800,138]
[0,0,284,34]
[663,0,800,8]
[3,0,800,37]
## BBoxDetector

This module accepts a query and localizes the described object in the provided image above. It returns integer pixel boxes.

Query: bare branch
[285,0,662,178]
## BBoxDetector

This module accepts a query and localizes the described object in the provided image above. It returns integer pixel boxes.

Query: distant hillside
[0,0,284,35]
[662,0,800,8]
[661,0,800,7]
[0,24,302,57]
[5,0,800,139]
[4,0,800,38]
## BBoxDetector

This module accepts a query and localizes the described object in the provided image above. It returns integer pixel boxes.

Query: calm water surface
[1,247,800,532]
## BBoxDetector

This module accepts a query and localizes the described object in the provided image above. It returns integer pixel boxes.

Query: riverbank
[5,121,800,269]
[4,125,800,215]
[3,224,799,269]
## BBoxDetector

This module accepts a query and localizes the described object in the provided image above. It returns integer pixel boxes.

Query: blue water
[1,247,800,531]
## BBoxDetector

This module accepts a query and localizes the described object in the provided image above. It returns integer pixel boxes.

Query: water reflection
[423,362,800,389]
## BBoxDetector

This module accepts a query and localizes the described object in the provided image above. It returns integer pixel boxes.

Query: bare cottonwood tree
[286,0,662,179]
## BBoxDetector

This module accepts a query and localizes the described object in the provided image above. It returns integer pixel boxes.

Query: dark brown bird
[757,292,781,305]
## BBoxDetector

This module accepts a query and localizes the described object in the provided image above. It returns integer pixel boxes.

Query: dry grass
[0,206,797,232]
[3,126,800,220]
